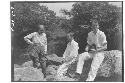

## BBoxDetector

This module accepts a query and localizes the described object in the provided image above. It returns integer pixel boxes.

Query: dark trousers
[28,44,46,77]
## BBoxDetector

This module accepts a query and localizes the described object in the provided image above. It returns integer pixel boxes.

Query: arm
[97,42,107,52]
[24,32,35,44]
[85,32,94,51]
[97,32,107,52]
[85,44,91,52]
[62,44,68,59]
[40,33,47,46]
[44,34,47,45]
[65,42,79,62]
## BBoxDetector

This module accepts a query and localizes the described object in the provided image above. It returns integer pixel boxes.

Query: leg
[57,63,69,77]
[86,52,104,81]
[38,52,46,77]
[30,56,40,68]
[76,52,90,74]
[40,59,46,77]
[29,45,40,68]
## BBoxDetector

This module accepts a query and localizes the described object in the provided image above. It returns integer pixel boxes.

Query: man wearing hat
[24,25,47,77]
[75,19,107,81]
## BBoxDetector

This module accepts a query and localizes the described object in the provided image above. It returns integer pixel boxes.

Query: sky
[40,2,122,16]
[40,2,74,16]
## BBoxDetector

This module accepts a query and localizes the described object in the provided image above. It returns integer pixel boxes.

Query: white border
[0,0,123,83]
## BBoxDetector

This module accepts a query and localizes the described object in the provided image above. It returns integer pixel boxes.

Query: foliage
[62,2,122,51]
[11,2,122,65]
[11,2,57,33]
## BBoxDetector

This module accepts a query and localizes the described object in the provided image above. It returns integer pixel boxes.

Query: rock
[97,50,122,77]
[46,65,59,75]
[67,50,122,79]
[46,75,77,81]
[55,75,77,81]
[21,61,33,67]
[14,67,44,81]
[46,75,56,81]
[45,65,77,81]
[14,64,21,68]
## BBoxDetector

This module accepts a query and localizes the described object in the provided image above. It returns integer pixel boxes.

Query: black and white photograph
[11,1,123,82]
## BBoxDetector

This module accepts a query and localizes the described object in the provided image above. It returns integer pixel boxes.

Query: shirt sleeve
[63,44,68,59]
[41,33,47,45]
[101,32,107,44]
[24,32,36,39]
[87,32,93,45]
[43,33,47,53]
[69,42,79,58]
[99,32,107,47]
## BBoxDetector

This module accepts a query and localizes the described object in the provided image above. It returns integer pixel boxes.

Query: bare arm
[64,42,79,63]
[85,32,95,51]
[24,32,35,44]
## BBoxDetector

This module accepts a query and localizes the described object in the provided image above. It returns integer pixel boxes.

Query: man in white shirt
[75,19,107,81]
[57,33,79,79]
[24,25,47,76]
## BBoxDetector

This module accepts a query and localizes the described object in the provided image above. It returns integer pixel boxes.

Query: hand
[90,49,96,51]
[64,58,69,62]
[29,42,34,45]
[89,50,97,54]
[85,46,89,52]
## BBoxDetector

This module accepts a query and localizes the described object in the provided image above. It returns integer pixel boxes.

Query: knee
[79,52,89,60]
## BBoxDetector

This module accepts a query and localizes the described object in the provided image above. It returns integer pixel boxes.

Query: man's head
[38,25,45,34]
[91,19,99,34]
[67,32,74,42]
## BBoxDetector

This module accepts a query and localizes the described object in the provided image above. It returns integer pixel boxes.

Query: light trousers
[76,52,104,81]
[57,58,76,79]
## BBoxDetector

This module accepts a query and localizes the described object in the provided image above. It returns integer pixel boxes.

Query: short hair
[91,19,98,25]
[38,25,44,28]
[91,19,99,28]
[37,25,45,31]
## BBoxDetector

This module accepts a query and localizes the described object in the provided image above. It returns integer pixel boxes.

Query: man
[75,19,107,81]
[24,25,47,76]
[57,33,79,79]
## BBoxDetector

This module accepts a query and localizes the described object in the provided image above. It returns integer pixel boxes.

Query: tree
[11,2,70,59]
[11,2,56,33]
[62,2,122,51]
[11,2,58,48]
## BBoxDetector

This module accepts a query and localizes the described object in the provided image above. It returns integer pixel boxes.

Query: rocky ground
[13,50,123,82]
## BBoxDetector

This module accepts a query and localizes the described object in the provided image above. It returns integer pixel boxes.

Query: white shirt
[24,32,47,53]
[63,39,79,59]
[87,29,107,48]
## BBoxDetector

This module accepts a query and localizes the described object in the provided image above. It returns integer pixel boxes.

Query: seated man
[75,19,107,81]
[56,32,79,79]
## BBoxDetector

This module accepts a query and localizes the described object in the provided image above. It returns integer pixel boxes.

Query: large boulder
[46,65,59,75]
[21,61,33,67]
[45,65,76,81]
[14,64,21,68]
[55,76,77,81]
[14,67,45,81]
[45,65,59,81]
[97,50,122,77]
[67,50,122,80]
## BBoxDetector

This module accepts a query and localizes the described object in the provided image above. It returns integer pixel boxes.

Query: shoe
[72,73,81,80]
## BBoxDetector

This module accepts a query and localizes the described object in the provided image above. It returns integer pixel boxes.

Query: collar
[69,39,74,44]
[92,29,100,35]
